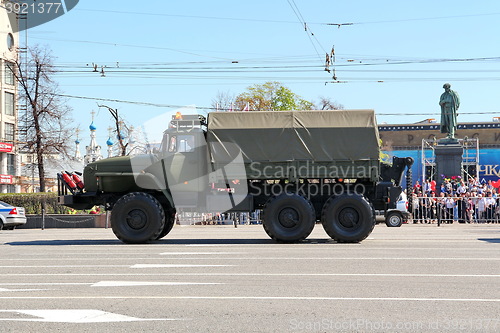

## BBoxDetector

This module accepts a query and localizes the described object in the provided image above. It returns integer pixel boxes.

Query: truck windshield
[163,135,194,153]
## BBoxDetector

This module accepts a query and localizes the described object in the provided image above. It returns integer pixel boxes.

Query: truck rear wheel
[111,192,165,244]
[262,193,315,242]
[321,194,375,243]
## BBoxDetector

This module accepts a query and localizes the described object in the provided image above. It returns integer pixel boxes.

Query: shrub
[0,192,67,214]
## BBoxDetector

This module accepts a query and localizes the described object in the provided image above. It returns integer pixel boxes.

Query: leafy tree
[13,45,76,192]
[235,81,314,111]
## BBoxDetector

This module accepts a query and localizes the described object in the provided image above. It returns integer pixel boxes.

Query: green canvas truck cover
[207,110,381,163]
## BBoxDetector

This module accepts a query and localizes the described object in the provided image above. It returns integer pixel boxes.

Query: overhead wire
[50,93,500,117]
[286,0,325,61]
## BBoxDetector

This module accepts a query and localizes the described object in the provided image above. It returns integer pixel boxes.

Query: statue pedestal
[434,139,463,182]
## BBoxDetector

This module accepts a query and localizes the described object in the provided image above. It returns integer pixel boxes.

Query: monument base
[434,139,463,183]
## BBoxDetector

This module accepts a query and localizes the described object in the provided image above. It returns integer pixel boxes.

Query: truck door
[165,130,208,207]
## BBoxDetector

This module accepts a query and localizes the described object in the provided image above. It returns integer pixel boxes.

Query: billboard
[0,175,13,184]
[0,143,13,153]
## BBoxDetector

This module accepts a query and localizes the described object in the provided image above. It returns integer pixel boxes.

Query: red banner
[0,175,13,184]
[0,142,13,153]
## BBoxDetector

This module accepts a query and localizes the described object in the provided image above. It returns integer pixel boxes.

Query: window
[6,154,15,175]
[167,135,194,153]
[4,92,15,116]
[168,135,177,152]
[4,123,14,141]
[178,135,194,152]
[4,62,15,85]
[7,33,14,51]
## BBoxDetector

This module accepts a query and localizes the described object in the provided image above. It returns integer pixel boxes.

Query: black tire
[156,211,176,240]
[0,221,3,230]
[321,194,375,243]
[385,211,403,227]
[262,193,315,242]
[111,192,165,244]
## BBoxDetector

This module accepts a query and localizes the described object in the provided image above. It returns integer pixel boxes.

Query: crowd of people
[411,177,500,223]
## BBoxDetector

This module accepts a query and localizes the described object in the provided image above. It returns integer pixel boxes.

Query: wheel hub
[278,208,299,228]
[338,207,359,228]
[126,209,148,230]
[388,215,400,226]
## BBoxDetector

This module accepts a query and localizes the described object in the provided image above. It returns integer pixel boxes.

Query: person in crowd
[429,192,437,223]
[412,193,420,223]
[413,181,421,194]
[484,192,496,223]
[457,193,468,223]
[444,193,455,223]
[469,191,479,223]
[464,192,473,223]
[436,192,447,222]
[456,180,467,195]
[476,194,486,223]
[420,193,431,223]
[444,179,453,194]
[423,180,432,194]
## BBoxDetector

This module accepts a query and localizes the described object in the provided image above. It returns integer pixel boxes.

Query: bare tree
[98,105,129,156]
[211,91,235,111]
[316,96,344,110]
[13,45,76,192]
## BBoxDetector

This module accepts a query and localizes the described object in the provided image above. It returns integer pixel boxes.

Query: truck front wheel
[262,193,315,242]
[111,192,165,244]
[321,194,375,243]
[156,210,176,240]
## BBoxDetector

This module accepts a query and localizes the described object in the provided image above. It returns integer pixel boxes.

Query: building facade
[0,1,19,193]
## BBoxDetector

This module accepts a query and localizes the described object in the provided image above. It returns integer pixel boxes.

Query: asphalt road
[0,223,499,332]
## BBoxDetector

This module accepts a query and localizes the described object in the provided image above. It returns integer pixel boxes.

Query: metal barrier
[176,211,263,225]
[19,214,107,229]
[410,195,500,224]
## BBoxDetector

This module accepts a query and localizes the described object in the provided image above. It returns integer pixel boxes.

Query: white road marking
[91,281,222,287]
[0,283,89,286]
[0,296,498,302]
[0,310,178,323]
[154,257,500,260]
[1,273,499,277]
[159,252,244,255]
[0,288,49,292]
[0,265,128,268]
[1,258,499,265]
[130,264,235,268]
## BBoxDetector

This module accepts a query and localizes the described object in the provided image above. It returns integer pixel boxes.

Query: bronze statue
[439,83,460,139]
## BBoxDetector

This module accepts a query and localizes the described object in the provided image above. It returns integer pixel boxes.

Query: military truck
[59,110,413,244]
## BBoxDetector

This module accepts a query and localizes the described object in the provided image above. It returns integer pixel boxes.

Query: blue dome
[106,138,114,146]
[75,139,80,144]
[89,122,97,131]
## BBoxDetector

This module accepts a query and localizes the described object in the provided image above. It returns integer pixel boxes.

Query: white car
[384,193,410,227]
[0,201,26,230]
[375,193,410,227]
